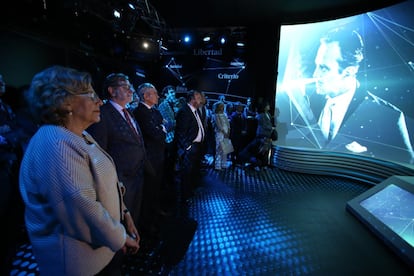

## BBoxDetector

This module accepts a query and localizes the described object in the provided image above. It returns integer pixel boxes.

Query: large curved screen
[275,1,414,165]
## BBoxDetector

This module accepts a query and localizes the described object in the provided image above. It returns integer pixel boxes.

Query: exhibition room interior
[1,0,414,275]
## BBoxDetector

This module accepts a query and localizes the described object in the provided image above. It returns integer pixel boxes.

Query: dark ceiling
[1,0,404,56]
[149,0,403,27]
[0,0,406,91]
[2,0,404,42]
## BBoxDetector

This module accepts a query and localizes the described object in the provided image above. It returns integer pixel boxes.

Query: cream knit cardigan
[19,125,127,276]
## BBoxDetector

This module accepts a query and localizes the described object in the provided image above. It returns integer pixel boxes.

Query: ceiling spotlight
[220,37,226,44]
[135,71,145,78]
[113,9,121,18]
[203,36,211,42]
[236,42,245,47]
[142,41,149,49]
[183,35,191,43]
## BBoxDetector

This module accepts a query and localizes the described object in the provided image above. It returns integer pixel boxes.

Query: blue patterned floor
[7,165,413,275]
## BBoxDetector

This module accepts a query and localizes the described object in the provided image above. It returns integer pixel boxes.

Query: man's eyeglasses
[114,84,133,91]
[76,91,101,102]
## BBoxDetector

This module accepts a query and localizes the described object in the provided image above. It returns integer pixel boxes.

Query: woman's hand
[122,235,139,255]
[123,211,140,244]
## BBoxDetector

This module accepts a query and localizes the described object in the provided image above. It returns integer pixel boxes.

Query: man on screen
[289,27,414,164]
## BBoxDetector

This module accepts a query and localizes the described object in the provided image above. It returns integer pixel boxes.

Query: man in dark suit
[229,102,248,165]
[87,73,146,224]
[174,90,204,215]
[280,27,414,164]
[132,83,166,238]
[198,91,210,165]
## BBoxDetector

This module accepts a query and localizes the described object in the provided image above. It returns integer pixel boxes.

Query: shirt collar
[188,103,197,113]
[141,102,152,109]
[109,100,125,112]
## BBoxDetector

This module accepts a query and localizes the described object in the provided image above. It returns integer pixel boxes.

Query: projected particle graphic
[360,184,414,247]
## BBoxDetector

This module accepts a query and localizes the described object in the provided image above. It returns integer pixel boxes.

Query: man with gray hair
[87,73,146,225]
[133,83,167,240]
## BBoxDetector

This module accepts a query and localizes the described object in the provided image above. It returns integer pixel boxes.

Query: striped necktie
[123,108,141,140]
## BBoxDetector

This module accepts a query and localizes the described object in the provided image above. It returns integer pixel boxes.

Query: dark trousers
[120,168,144,225]
[175,142,202,216]
[139,159,164,237]
[238,137,269,167]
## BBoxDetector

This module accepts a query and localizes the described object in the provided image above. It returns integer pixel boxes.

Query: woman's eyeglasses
[76,91,101,102]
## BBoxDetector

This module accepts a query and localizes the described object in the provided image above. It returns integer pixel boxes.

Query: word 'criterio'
[217,73,239,80]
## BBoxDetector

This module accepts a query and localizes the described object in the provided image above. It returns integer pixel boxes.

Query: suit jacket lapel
[106,103,142,143]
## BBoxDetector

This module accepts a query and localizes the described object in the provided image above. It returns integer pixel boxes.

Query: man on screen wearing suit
[287,27,414,164]
[174,90,204,215]
[87,73,147,224]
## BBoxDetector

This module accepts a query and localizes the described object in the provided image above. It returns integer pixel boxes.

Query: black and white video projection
[275,0,414,165]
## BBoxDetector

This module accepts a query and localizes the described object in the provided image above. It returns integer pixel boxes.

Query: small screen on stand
[360,184,414,247]
[346,176,414,269]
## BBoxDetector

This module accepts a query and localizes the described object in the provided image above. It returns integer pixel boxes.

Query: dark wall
[0,31,65,88]
[245,24,279,107]
[1,25,280,105]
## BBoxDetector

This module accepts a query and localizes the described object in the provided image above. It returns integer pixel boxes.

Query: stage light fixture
[203,36,211,42]
[135,71,146,78]
[220,36,226,44]
[113,9,121,18]
[184,35,191,43]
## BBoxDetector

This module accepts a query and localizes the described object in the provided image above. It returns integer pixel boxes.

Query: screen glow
[360,184,414,247]
[275,1,414,165]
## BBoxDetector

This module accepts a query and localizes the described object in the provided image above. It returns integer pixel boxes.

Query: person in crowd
[0,74,14,138]
[225,101,234,119]
[175,96,187,112]
[158,85,177,145]
[13,85,39,151]
[0,73,16,161]
[256,101,275,142]
[198,92,209,135]
[243,97,256,118]
[290,27,414,163]
[0,74,26,271]
[19,65,139,276]
[126,88,140,111]
[229,101,248,165]
[174,90,204,215]
[87,73,147,225]
[218,94,226,103]
[198,91,210,166]
[157,85,178,211]
[202,95,216,160]
[243,97,258,144]
[0,74,24,156]
[239,101,275,171]
[132,83,166,240]
[211,101,231,170]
